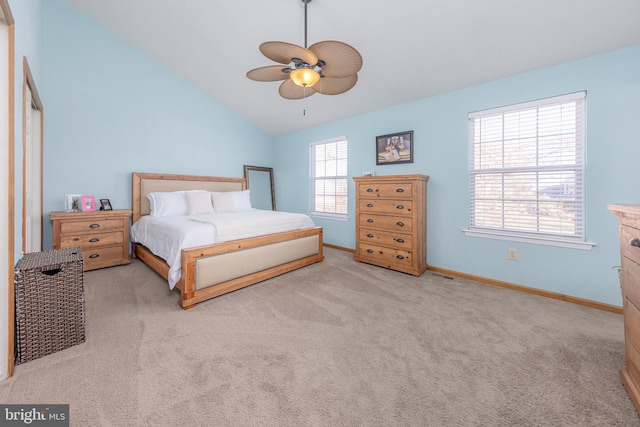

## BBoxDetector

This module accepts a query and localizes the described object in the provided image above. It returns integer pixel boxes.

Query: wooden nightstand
[50,209,132,271]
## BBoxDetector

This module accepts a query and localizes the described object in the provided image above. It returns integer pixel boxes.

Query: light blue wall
[40,0,273,248]
[273,44,640,307]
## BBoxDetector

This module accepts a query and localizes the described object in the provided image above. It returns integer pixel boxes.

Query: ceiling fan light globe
[290,68,320,87]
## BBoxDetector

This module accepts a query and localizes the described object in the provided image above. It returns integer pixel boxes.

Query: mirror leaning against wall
[243,165,276,211]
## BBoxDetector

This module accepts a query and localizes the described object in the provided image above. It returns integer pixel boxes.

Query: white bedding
[130,209,316,289]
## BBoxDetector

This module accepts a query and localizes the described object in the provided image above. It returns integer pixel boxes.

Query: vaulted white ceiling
[65,0,640,136]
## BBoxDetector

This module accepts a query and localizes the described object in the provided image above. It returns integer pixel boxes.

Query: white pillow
[210,190,252,212]
[186,190,214,215]
[147,191,188,217]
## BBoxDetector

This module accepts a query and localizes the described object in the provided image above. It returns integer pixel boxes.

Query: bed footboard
[179,227,323,309]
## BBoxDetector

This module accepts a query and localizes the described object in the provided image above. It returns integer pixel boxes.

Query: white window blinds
[467,92,588,247]
[310,137,348,218]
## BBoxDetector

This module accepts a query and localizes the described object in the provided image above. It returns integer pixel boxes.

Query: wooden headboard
[132,172,246,223]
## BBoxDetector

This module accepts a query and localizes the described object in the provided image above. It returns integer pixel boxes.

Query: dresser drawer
[359,213,413,232]
[357,243,413,268]
[358,199,413,215]
[83,246,127,271]
[60,218,124,235]
[359,228,413,249]
[357,183,413,199]
[621,224,640,266]
[625,315,640,388]
[59,231,124,249]
[622,258,640,309]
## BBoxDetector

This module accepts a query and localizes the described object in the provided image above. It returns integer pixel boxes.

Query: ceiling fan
[246,0,363,100]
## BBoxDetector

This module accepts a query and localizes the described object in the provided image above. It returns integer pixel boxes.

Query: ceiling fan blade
[279,79,316,100]
[246,65,290,82]
[313,75,358,95]
[309,41,363,78]
[260,41,318,66]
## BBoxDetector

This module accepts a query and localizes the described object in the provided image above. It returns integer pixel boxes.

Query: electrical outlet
[508,248,518,260]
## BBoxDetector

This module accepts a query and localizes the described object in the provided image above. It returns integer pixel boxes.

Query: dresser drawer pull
[367,219,374,223]
[367,234,374,238]
[396,238,405,243]
[89,238,99,243]
[631,237,640,247]
[396,255,405,260]
[367,203,374,208]
[396,221,405,227]
[396,205,405,209]
[366,188,374,192]
[89,223,100,229]
[367,249,374,254]
[396,188,404,193]
[89,254,100,259]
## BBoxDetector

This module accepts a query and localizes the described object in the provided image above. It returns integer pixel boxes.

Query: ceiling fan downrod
[302,0,312,49]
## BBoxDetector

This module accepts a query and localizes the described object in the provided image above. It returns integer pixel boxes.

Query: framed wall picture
[376,130,413,165]
[65,194,81,212]
[81,195,97,212]
[99,199,113,211]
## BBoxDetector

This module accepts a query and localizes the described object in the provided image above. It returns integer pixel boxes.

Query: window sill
[463,229,595,250]
[309,212,349,222]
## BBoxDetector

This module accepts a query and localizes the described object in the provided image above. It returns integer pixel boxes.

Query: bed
[131,172,324,309]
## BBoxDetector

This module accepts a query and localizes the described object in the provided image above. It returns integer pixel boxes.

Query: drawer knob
[367,234,374,238]
[396,205,405,209]
[89,223,100,229]
[396,221,405,227]
[396,238,405,243]
[89,238,99,243]
[367,219,374,223]
[367,249,374,254]
[366,188,374,192]
[396,255,405,260]
[89,254,99,259]
[631,238,640,248]
[396,188,404,193]
[367,203,374,208]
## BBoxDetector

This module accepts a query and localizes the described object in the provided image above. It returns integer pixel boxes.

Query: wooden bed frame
[131,172,324,309]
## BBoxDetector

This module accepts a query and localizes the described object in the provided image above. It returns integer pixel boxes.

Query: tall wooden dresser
[609,204,640,415]
[50,209,132,271]
[353,174,428,276]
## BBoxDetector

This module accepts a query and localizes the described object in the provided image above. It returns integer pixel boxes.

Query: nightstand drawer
[59,231,124,249]
[83,246,127,271]
[60,219,123,235]
[358,199,413,215]
[359,213,413,232]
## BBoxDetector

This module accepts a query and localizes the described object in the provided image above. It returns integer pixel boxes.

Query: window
[310,137,348,220]
[465,91,593,249]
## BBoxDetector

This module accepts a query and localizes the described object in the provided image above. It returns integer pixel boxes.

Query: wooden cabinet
[609,204,640,415]
[353,174,428,276]
[50,209,132,271]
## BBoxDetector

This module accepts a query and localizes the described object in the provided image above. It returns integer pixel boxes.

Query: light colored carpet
[1,247,638,426]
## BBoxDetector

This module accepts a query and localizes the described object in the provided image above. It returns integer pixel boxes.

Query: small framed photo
[81,195,97,212]
[65,194,81,212]
[363,170,375,176]
[376,130,414,165]
[100,199,113,211]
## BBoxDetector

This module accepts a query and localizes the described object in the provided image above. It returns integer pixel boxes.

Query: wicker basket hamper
[14,247,85,364]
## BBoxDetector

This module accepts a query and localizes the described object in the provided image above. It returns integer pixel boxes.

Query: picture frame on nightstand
[99,199,113,211]
[81,195,97,212]
[65,194,81,212]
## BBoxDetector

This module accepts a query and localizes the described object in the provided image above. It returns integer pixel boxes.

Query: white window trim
[466,91,593,250]
[309,136,349,221]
